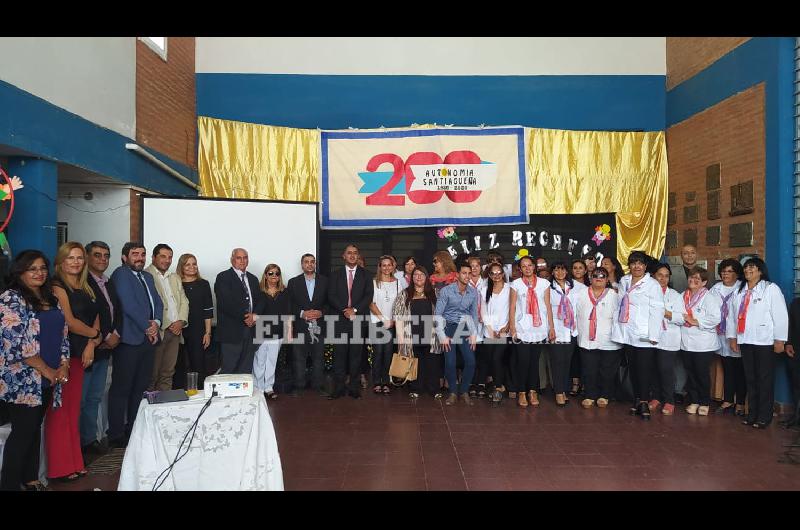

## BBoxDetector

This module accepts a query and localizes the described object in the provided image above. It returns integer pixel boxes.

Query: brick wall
[129,188,141,242]
[136,37,196,169]
[665,84,765,268]
[666,37,751,90]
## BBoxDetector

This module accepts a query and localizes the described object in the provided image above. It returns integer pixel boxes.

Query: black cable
[151,388,216,491]
[22,183,131,214]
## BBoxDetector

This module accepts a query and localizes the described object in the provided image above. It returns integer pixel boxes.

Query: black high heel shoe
[741,418,755,426]
[715,403,734,415]
[637,401,651,420]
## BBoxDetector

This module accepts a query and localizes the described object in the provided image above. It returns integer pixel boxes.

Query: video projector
[203,374,254,398]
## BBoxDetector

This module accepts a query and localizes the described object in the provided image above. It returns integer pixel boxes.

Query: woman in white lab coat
[679,267,722,416]
[611,251,665,420]
[727,258,789,429]
[649,264,684,416]
[709,259,746,415]
[574,267,621,408]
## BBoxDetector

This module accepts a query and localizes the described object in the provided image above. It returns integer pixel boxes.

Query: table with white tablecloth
[117,392,283,491]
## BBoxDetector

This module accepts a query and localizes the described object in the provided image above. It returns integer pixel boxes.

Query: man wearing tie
[286,253,329,396]
[108,242,164,448]
[328,244,373,399]
[215,248,263,374]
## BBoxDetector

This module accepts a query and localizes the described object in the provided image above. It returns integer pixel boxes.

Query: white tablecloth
[118,392,283,491]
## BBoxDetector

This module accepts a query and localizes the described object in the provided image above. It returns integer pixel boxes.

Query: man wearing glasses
[536,257,551,281]
[81,241,121,455]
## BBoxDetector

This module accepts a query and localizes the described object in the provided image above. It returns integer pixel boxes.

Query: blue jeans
[80,357,109,446]
[443,322,476,395]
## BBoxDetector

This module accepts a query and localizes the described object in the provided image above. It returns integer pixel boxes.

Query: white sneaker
[686,403,699,415]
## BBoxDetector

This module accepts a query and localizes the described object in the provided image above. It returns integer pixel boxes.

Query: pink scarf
[524,277,542,327]
[618,277,646,323]
[588,287,609,341]
[717,290,734,335]
[555,283,575,331]
[683,288,708,327]
[469,277,483,323]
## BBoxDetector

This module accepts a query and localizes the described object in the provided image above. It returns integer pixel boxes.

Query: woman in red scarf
[726,258,788,429]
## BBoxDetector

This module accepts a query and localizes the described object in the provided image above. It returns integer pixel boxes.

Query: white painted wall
[0,37,135,138]
[57,185,131,262]
[196,37,665,75]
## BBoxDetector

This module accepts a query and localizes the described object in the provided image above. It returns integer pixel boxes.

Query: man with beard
[107,242,163,448]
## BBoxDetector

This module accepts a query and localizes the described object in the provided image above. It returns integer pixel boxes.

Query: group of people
[1,239,797,492]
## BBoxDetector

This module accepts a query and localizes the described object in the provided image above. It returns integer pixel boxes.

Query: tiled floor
[50,389,800,491]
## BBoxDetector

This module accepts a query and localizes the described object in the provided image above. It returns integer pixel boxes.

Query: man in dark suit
[215,248,263,374]
[81,241,122,454]
[286,253,329,396]
[327,244,373,399]
[108,241,164,448]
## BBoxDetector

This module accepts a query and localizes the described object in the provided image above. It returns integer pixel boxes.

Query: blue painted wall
[0,79,198,197]
[667,37,796,404]
[196,74,666,132]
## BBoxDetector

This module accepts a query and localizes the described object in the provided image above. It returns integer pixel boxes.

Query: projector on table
[204,374,254,398]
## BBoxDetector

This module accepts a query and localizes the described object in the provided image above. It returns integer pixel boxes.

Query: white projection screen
[142,197,318,300]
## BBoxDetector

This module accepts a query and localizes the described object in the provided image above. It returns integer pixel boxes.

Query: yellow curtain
[526,128,668,265]
[197,116,320,202]
[198,117,668,262]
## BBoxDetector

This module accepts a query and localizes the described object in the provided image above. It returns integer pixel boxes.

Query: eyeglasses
[536,264,547,269]
[591,274,607,279]
[267,271,281,277]
[26,267,48,274]
[489,271,504,276]
[720,269,736,274]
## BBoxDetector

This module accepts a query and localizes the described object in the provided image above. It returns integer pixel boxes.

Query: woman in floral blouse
[0,250,70,491]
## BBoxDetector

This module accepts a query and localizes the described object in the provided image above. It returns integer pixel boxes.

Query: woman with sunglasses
[574,267,621,408]
[679,266,722,417]
[0,250,69,491]
[509,255,550,407]
[726,258,789,429]
[479,262,512,403]
[393,266,441,399]
[648,263,684,416]
[48,242,102,482]
[369,255,402,395]
[611,251,665,420]
[545,261,586,406]
[709,259,746,415]
[253,264,291,400]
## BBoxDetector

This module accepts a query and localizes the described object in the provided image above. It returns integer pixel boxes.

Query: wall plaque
[686,191,696,202]
[683,228,697,247]
[668,192,677,208]
[706,163,721,191]
[683,204,699,223]
[729,221,753,247]
[667,208,677,226]
[666,230,678,250]
[730,180,754,216]
[707,189,721,220]
[706,225,721,246]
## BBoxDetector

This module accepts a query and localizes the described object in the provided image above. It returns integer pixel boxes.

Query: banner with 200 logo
[320,126,527,229]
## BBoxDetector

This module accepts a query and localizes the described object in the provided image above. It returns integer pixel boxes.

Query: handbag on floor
[389,352,418,385]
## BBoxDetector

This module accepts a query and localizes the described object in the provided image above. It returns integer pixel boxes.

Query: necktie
[136,272,154,320]
[241,273,252,312]
[347,268,354,307]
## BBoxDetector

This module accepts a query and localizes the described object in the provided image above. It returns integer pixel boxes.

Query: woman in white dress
[679,267,722,416]
[726,258,789,429]
[709,259,746,415]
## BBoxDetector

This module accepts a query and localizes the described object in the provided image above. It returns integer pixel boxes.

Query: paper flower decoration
[514,248,530,262]
[591,224,612,246]
[436,226,459,242]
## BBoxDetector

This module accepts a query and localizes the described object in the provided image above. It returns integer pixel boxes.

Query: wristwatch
[353,308,358,314]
